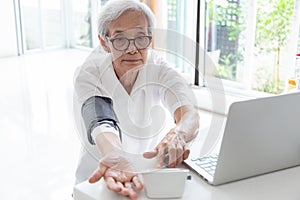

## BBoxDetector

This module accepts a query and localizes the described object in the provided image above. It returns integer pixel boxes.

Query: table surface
[73,111,300,200]
[73,165,300,200]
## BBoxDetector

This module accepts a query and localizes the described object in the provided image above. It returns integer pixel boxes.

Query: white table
[73,165,300,200]
[73,110,300,200]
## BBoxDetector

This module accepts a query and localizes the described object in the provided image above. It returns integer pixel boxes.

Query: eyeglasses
[107,35,152,51]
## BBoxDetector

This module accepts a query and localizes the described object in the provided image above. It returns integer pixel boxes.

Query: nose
[126,40,137,53]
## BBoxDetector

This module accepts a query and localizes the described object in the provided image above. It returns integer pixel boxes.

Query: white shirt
[73,47,195,183]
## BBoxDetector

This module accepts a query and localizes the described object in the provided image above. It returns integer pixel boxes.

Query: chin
[124,63,143,70]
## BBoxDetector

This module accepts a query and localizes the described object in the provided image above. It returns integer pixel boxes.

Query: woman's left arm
[173,105,200,143]
[143,105,200,168]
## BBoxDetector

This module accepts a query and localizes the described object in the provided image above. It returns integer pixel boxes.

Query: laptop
[184,92,300,185]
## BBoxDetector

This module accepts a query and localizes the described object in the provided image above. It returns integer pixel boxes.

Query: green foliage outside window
[254,0,294,94]
[207,0,245,81]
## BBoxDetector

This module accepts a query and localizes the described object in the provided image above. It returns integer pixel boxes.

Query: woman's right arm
[74,64,143,200]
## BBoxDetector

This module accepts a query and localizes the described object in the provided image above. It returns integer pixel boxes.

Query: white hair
[97,0,155,39]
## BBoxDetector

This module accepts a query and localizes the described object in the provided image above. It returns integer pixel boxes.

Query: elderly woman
[73,0,199,199]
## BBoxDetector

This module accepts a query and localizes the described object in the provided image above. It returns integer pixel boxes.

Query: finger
[125,182,138,200]
[142,151,158,159]
[176,145,184,165]
[116,182,130,196]
[156,147,167,168]
[132,176,143,190]
[183,148,190,160]
[105,177,122,192]
[88,164,107,183]
[168,143,177,168]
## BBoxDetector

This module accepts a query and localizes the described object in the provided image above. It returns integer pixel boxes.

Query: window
[42,0,63,47]
[72,0,93,48]
[298,26,300,52]
[252,0,299,94]
[151,0,198,85]
[15,0,300,95]
[148,0,300,95]
[72,0,107,48]
[20,0,64,51]
[17,0,102,50]
[21,0,42,50]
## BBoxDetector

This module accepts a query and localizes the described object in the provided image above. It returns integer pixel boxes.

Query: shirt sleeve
[73,50,120,145]
[73,51,111,106]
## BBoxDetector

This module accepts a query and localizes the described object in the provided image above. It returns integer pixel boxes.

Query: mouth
[122,59,142,63]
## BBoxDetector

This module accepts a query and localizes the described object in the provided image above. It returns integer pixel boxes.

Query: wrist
[174,127,194,143]
[95,132,123,156]
[100,151,131,169]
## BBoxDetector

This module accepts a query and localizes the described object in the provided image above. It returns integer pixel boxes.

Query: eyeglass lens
[111,36,151,51]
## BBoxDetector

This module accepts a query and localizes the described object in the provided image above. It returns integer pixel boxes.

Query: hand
[143,128,190,168]
[89,154,143,200]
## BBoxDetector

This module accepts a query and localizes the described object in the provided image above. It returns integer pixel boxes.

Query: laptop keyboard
[191,154,219,176]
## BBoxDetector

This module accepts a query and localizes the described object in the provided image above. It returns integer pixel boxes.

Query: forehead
[107,10,149,36]
[109,27,149,38]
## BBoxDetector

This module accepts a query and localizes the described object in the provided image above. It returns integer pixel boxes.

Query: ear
[98,35,110,52]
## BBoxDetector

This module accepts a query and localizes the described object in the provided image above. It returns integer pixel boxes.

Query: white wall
[0,0,18,58]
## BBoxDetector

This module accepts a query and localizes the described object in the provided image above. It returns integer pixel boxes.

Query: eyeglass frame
[106,35,152,51]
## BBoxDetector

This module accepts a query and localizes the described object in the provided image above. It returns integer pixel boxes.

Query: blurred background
[0,0,299,199]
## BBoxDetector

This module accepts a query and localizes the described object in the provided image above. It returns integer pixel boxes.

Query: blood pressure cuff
[81,96,121,145]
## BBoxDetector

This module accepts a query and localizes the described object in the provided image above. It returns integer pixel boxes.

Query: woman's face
[101,10,150,78]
